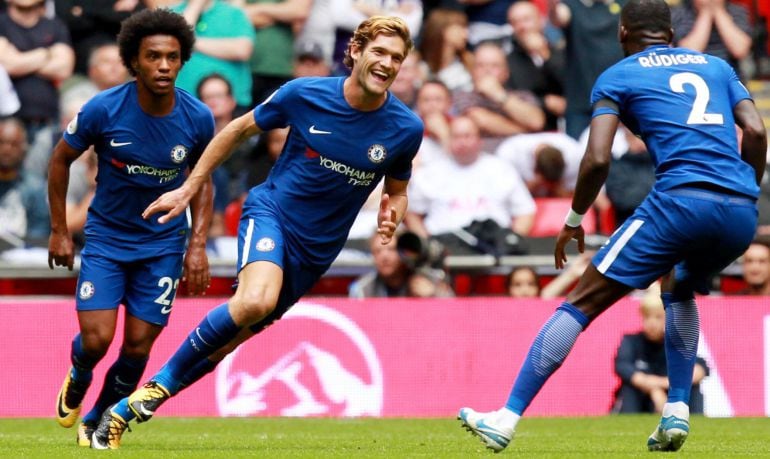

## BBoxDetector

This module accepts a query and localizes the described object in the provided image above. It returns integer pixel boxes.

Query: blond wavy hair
[343,16,413,70]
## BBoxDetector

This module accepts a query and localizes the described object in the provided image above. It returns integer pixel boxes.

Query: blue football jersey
[63,82,215,259]
[251,76,424,267]
[591,45,757,198]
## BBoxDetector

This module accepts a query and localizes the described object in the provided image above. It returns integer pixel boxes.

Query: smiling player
[92,16,423,449]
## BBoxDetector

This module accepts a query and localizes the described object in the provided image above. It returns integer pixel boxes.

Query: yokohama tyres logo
[215,303,384,417]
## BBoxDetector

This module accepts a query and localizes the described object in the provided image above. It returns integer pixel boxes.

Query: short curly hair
[117,9,195,77]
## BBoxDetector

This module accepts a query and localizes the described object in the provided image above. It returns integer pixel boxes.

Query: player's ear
[618,25,628,44]
[350,42,362,62]
[667,27,674,44]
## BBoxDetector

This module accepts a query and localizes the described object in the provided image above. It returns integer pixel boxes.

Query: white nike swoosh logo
[161,305,172,315]
[195,327,212,346]
[110,139,132,147]
[136,404,155,417]
[309,125,332,135]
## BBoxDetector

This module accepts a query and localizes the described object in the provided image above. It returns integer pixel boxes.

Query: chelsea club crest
[367,144,386,163]
[170,145,188,164]
[79,281,95,300]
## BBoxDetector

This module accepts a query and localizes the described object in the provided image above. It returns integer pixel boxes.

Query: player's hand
[376,193,398,244]
[183,244,210,296]
[143,186,194,224]
[48,231,74,271]
[554,224,585,270]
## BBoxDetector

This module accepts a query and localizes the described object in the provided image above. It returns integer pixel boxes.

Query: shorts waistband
[666,187,756,205]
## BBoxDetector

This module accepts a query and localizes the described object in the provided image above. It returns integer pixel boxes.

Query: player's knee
[230,290,277,324]
[79,329,113,357]
[119,340,153,360]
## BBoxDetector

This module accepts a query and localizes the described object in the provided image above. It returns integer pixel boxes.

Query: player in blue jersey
[91,15,423,449]
[458,0,766,453]
[48,9,215,447]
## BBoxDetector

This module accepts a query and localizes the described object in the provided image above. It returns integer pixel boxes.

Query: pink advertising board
[1,297,768,418]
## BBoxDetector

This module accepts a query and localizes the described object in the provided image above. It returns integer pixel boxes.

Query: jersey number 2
[669,72,724,125]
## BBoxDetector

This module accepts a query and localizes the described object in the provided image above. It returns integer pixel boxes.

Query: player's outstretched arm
[143,112,263,224]
[48,139,84,271]
[734,98,768,185]
[183,177,213,295]
[554,109,618,269]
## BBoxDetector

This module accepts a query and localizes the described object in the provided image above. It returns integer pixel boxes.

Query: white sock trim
[662,401,690,419]
[497,407,521,430]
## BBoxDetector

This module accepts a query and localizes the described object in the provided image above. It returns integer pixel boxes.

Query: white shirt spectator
[0,65,20,117]
[409,153,535,235]
[495,132,583,191]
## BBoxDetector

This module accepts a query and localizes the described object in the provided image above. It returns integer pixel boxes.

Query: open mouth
[155,76,173,87]
[371,69,389,83]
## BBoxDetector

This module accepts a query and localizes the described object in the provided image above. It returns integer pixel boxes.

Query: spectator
[414,79,453,167]
[0,63,20,117]
[612,289,709,414]
[548,0,627,138]
[671,0,752,78]
[195,73,240,238]
[505,0,565,132]
[83,42,130,91]
[60,42,130,118]
[506,266,540,298]
[244,126,288,190]
[737,240,770,295]
[507,253,594,299]
[55,0,144,74]
[388,49,424,108]
[0,117,49,244]
[418,8,473,93]
[295,0,335,67]
[237,0,312,104]
[405,115,536,239]
[0,0,75,170]
[172,0,256,109]
[464,0,515,48]
[348,231,453,298]
[605,128,655,228]
[495,131,582,198]
[539,251,592,299]
[453,41,545,152]
[292,39,332,78]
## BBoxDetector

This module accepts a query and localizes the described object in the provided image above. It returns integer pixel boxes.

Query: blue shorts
[237,194,327,332]
[76,252,184,326]
[592,187,757,293]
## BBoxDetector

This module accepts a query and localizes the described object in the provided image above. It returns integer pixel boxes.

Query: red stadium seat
[529,197,597,237]
[224,199,242,236]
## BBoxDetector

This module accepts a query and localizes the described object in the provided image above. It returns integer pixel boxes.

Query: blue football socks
[82,352,147,424]
[662,292,700,404]
[152,303,241,395]
[70,333,98,384]
[505,302,590,415]
[178,357,219,391]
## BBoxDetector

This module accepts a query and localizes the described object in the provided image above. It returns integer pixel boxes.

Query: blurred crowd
[1,0,769,297]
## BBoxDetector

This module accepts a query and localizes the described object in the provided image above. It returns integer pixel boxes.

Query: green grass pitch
[1,416,768,458]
